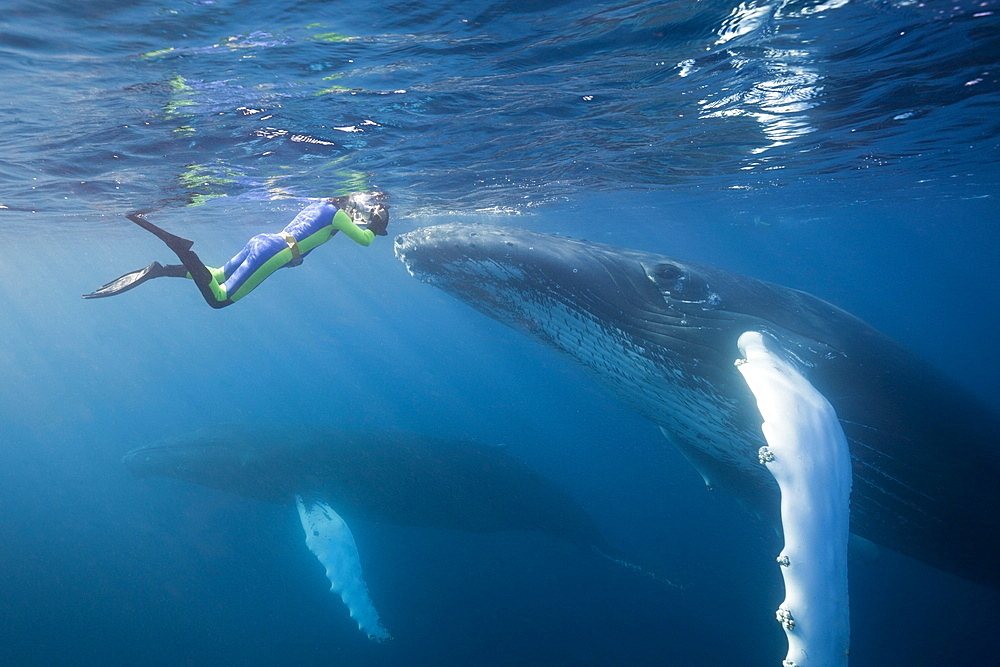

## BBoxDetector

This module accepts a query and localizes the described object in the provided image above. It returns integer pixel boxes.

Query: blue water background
[2,1,999,665]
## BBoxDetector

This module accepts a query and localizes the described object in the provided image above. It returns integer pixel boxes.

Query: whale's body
[395,223,1000,589]
[124,425,606,551]
[124,424,624,639]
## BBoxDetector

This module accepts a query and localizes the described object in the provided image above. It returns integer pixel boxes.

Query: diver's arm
[332,208,376,247]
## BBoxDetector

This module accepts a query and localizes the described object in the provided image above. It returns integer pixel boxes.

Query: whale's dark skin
[123,425,612,555]
[394,223,1000,589]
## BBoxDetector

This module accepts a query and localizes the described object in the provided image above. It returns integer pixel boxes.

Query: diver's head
[332,191,390,235]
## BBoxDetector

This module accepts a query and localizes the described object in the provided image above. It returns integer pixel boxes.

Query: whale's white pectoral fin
[735,331,851,667]
[296,495,391,642]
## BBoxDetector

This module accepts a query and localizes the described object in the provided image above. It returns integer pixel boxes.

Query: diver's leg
[219,240,254,282]
[125,212,231,308]
[125,212,195,253]
[218,233,292,303]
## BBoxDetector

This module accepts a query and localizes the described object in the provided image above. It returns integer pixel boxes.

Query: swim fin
[82,261,187,299]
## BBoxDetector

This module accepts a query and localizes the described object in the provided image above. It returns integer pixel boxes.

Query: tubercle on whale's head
[394,223,528,281]
[394,224,645,337]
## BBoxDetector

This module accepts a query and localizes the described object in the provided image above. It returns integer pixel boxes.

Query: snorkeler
[82,192,389,308]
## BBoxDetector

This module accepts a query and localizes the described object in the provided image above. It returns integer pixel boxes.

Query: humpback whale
[394,223,1000,591]
[123,424,643,640]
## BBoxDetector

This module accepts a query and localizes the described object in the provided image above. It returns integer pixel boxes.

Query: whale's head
[395,223,738,352]
[394,224,845,383]
[122,425,290,502]
[123,440,252,478]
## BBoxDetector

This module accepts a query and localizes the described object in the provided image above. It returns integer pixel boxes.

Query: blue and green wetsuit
[204,199,375,305]
[81,195,386,307]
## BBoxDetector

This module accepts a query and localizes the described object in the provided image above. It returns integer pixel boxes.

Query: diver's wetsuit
[205,199,375,306]
[83,196,386,308]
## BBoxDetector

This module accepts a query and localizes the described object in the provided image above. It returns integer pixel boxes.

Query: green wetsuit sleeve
[332,209,376,247]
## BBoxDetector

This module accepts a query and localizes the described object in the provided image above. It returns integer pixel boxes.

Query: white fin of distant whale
[296,495,391,642]
[736,331,851,667]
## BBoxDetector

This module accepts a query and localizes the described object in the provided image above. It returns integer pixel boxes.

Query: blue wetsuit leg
[219,233,289,297]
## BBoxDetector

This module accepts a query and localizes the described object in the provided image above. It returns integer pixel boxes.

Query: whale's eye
[649,263,687,292]
[651,263,683,283]
[649,262,715,303]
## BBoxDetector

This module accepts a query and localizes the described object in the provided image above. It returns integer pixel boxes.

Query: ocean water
[1,0,998,665]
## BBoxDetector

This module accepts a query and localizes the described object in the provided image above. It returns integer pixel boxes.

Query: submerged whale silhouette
[394,223,1000,591]
[123,424,639,640]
